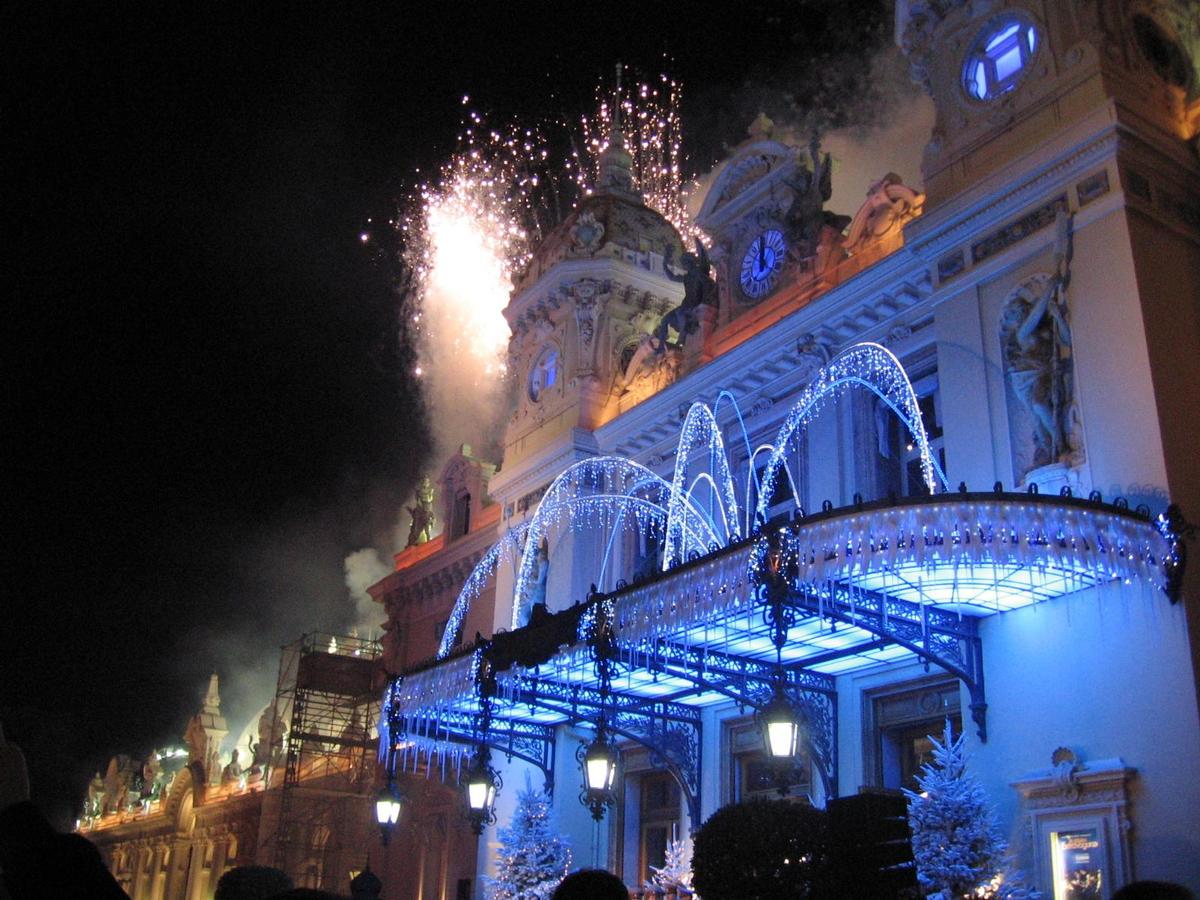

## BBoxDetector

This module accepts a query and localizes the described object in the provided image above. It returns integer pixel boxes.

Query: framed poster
[1051,828,1104,900]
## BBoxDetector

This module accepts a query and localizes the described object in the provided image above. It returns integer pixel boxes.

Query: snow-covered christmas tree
[484,775,572,900]
[904,722,1039,899]
[645,836,693,895]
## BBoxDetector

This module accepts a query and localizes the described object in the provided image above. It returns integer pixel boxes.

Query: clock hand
[758,237,767,274]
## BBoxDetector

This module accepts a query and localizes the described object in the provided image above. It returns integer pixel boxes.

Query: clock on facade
[739,229,787,300]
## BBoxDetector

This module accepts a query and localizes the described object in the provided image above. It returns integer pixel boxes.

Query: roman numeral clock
[738,228,787,300]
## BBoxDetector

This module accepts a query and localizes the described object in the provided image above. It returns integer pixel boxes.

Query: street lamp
[465,748,501,835]
[579,594,621,821]
[375,784,404,845]
[755,529,803,774]
[760,684,800,759]
[579,722,619,821]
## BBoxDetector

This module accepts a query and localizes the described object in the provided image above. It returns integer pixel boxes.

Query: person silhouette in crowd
[1112,883,1194,900]
[214,864,293,900]
[551,868,629,900]
[0,721,129,899]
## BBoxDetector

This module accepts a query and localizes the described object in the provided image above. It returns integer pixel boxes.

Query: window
[729,720,810,802]
[964,17,1039,100]
[638,773,680,885]
[874,369,944,498]
[528,346,559,402]
[750,433,806,526]
[630,525,662,584]
[452,491,471,537]
[867,680,961,791]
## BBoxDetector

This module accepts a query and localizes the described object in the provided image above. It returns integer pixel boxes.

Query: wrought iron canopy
[381,491,1178,815]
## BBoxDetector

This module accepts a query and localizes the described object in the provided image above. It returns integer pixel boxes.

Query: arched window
[453,491,471,537]
[963,17,1039,100]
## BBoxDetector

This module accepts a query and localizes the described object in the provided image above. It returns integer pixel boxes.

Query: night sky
[6,1,895,826]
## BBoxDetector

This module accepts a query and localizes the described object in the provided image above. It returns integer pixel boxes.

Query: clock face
[739,229,786,300]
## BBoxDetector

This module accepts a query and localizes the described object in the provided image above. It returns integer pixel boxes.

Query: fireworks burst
[401,110,562,386]
[400,70,697,392]
[570,67,702,244]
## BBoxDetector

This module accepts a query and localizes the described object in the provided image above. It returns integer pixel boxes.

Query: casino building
[373,2,1200,897]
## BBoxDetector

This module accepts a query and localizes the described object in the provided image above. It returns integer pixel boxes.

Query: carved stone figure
[794,333,831,383]
[221,749,242,785]
[1000,211,1080,480]
[528,538,550,610]
[405,477,436,547]
[86,771,105,818]
[783,135,851,258]
[653,239,716,350]
[842,173,924,253]
[102,755,133,815]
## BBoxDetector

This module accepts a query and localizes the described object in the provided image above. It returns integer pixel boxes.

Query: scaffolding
[257,632,381,890]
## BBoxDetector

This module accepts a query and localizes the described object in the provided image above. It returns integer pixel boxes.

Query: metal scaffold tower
[258,632,381,890]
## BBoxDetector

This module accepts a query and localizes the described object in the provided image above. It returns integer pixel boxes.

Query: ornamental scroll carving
[571,279,603,374]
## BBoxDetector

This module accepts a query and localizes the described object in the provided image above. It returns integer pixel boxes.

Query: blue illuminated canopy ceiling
[382,491,1178,798]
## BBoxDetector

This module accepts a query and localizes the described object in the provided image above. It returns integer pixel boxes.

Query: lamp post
[757,530,804,779]
[760,684,801,759]
[375,783,404,846]
[579,594,620,820]
[465,747,501,835]
[464,647,501,835]
[579,720,618,821]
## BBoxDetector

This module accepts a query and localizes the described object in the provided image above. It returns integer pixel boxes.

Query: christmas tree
[904,722,1039,899]
[485,776,572,900]
[646,836,693,894]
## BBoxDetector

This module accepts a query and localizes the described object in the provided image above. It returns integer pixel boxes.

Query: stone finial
[203,674,221,715]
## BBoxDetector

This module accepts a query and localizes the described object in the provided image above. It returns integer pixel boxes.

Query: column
[207,835,230,897]
[183,839,207,900]
[163,839,189,900]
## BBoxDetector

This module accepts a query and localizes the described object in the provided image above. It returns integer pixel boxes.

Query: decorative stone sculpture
[86,771,105,818]
[406,477,436,547]
[570,210,605,254]
[221,749,242,786]
[102,756,133,815]
[794,333,831,383]
[653,239,717,350]
[1000,211,1082,482]
[783,134,851,259]
[842,173,925,253]
[528,538,550,610]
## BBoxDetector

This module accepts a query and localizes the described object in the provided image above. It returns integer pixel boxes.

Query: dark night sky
[5,1,893,826]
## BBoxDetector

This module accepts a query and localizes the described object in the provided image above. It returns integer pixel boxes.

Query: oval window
[963,17,1039,101]
[528,346,559,402]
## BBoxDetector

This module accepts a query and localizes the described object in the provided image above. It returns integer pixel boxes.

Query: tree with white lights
[485,778,571,900]
[904,723,1039,899]
[646,836,693,895]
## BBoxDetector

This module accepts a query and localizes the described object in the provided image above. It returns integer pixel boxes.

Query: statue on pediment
[783,135,851,259]
[653,239,717,350]
[86,771,105,818]
[406,477,436,547]
[221,749,243,785]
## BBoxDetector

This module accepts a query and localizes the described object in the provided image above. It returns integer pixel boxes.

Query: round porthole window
[963,16,1040,101]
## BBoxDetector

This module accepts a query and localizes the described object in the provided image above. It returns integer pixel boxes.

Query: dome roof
[514,138,684,291]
